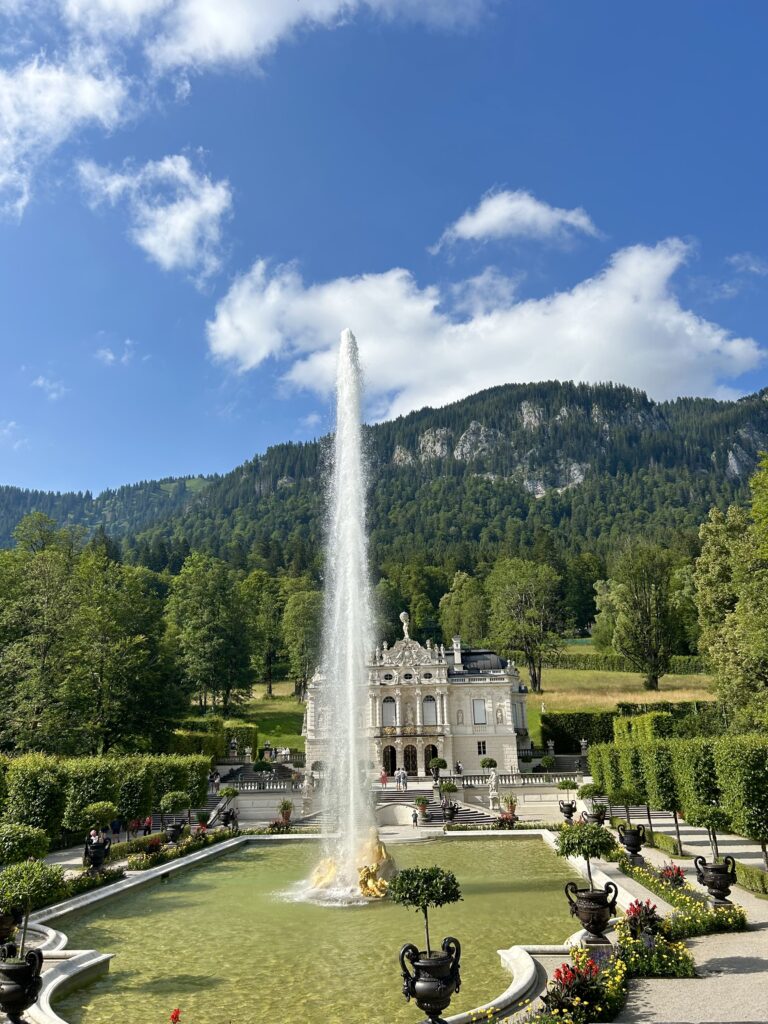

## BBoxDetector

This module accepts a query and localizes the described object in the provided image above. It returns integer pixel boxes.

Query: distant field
[246,683,306,750]
[520,667,714,746]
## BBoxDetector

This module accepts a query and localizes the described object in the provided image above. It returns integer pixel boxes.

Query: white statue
[244,745,253,763]
[400,610,410,639]
[488,768,499,796]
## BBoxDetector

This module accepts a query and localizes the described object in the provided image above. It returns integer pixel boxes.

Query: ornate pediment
[381,637,437,667]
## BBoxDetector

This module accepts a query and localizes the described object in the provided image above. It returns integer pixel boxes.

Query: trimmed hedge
[106,831,169,863]
[613,711,675,743]
[541,711,617,752]
[224,723,258,754]
[732,859,768,896]
[170,730,226,759]
[510,651,705,674]
[1,755,211,838]
[713,735,768,868]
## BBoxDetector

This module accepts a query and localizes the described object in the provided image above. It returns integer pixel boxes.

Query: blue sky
[1,0,767,494]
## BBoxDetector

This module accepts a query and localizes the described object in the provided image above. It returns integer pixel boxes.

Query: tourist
[379,766,388,788]
[143,814,152,836]
[213,770,221,795]
[401,770,408,793]
[457,762,463,775]
[395,768,402,792]
[110,816,122,841]
[411,808,418,828]
[83,829,99,867]
[208,770,215,793]
[129,817,140,838]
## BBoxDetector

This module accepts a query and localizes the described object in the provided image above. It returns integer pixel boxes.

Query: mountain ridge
[2,379,767,564]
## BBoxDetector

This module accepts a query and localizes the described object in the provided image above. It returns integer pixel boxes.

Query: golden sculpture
[309,828,394,898]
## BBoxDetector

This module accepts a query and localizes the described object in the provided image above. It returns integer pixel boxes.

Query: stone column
[415,691,423,728]
[395,691,402,727]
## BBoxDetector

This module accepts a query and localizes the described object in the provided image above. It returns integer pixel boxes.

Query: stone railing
[237,779,291,792]
[443,772,580,788]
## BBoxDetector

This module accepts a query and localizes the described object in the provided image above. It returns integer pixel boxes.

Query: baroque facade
[304,614,529,777]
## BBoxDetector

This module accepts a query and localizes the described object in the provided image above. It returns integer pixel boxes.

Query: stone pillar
[442,692,449,727]
[395,691,402,727]
[435,691,444,727]
[415,691,423,728]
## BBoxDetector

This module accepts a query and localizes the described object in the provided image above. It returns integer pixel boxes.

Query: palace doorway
[424,743,438,774]
[383,745,397,776]
[404,745,418,776]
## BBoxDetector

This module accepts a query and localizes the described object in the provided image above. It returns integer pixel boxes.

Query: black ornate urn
[400,937,461,1023]
[694,855,737,905]
[618,823,646,857]
[166,823,184,844]
[430,765,441,784]
[86,839,110,872]
[0,948,43,1023]
[559,800,577,823]
[564,881,618,944]
[581,808,606,826]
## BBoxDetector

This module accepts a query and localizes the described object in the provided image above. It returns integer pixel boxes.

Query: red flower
[170,1009,182,1023]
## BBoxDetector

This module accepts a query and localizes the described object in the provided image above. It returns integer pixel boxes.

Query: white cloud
[62,0,173,37]
[32,375,68,400]
[727,251,768,276]
[95,337,135,364]
[143,0,488,72]
[432,189,600,253]
[300,411,323,429]
[0,49,128,215]
[79,153,232,280]
[0,419,26,450]
[207,239,763,418]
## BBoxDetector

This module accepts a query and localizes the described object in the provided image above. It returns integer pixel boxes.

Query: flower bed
[107,832,170,863]
[126,830,233,870]
[444,821,564,832]
[619,858,747,937]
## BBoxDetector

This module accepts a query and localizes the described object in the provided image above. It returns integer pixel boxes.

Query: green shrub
[0,860,67,915]
[3,755,67,836]
[159,791,189,818]
[630,712,675,742]
[541,712,616,753]
[0,755,9,819]
[0,824,49,865]
[66,866,125,898]
[114,758,153,822]
[540,755,556,771]
[587,747,606,791]
[479,757,497,770]
[615,924,695,978]
[429,758,448,771]
[613,717,634,743]
[671,737,726,840]
[106,832,168,863]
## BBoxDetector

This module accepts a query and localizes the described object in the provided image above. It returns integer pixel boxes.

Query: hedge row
[106,831,169,863]
[732,859,768,896]
[0,860,126,916]
[541,711,617,752]
[589,735,768,868]
[0,755,211,838]
[613,711,675,743]
[510,651,705,674]
[169,720,258,759]
[170,731,226,758]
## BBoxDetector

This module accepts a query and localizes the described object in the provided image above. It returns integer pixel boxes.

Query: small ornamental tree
[608,787,643,828]
[557,778,576,801]
[429,758,448,775]
[158,791,189,827]
[80,802,118,831]
[388,866,462,956]
[714,735,768,870]
[0,824,49,865]
[479,757,497,772]
[554,823,618,889]
[439,782,458,795]
[577,783,606,815]
[540,755,556,772]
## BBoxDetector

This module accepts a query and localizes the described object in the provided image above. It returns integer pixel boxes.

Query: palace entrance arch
[403,745,418,776]
[383,745,397,776]
[424,743,438,775]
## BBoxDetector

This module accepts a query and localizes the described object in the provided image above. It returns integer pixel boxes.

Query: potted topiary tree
[414,796,430,820]
[279,799,293,824]
[428,758,448,784]
[389,866,463,1024]
[439,782,459,821]
[557,779,577,823]
[499,793,518,827]
[540,754,556,776]
[159,792,189,844]
[479,757,497,774]
[0,861,66,1022]
[577,783,607,825]
[555,823,619,944]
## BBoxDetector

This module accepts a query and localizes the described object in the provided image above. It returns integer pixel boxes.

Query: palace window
[383,673,394,681]
[423,672,433,678]
[472,699,487,725]
[422,694,437,725]
[382,696,396,727]
[403,673,413,680]
[477,741,486,756]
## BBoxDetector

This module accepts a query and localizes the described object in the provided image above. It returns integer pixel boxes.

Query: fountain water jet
[305,329,392,903]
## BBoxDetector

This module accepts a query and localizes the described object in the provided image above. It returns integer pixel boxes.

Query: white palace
[304,613,529,777]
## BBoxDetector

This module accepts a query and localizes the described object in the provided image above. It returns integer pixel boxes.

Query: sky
[1,1,768,494]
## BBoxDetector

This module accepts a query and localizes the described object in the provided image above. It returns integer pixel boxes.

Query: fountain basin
[53,837,579,1024]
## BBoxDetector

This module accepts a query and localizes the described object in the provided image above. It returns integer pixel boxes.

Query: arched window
[422,694,437,725]
[383,746,396,775]
[382,696,396,727]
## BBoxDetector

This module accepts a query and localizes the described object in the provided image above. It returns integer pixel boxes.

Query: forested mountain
[3,381,768,575]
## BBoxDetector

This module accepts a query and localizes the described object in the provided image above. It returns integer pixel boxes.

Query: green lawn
[241,683,306,750]
[520,667,714,746]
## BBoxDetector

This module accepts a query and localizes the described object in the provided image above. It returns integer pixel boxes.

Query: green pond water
[55,838,579,1024]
